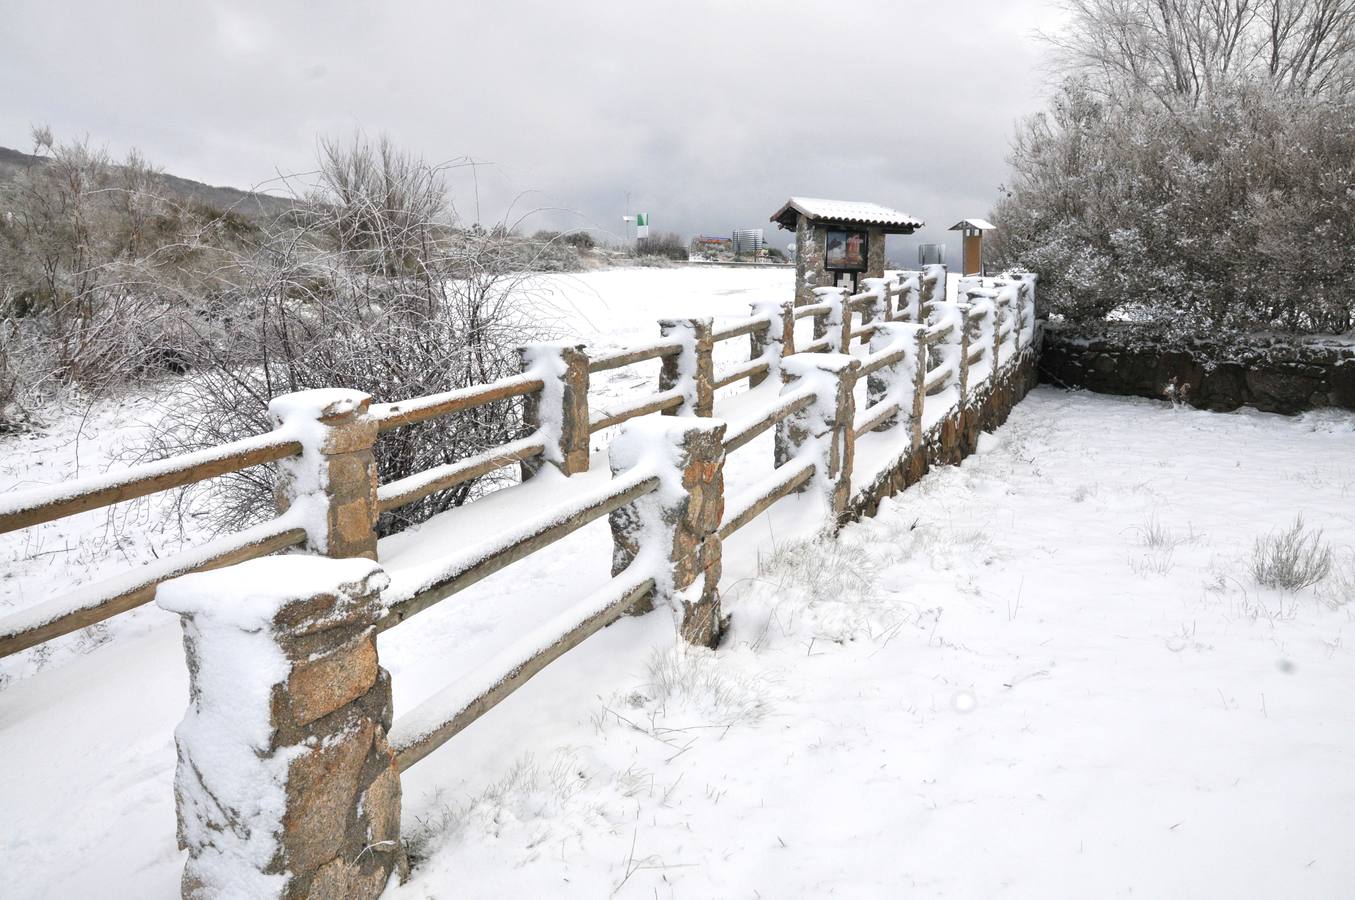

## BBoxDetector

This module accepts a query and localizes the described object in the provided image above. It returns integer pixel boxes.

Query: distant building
[732,228,764,257]
[690,235,733,257]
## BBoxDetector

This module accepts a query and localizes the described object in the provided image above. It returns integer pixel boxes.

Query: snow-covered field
[3,267,1354,898]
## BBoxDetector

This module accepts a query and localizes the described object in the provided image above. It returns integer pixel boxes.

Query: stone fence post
[926,302,969,406]
[859,277,892,329]
[921,263,948,309]
[157,556,403,899]
[659,318,715,417]
[907,326,929,448]
[776,354,860,526]
[608,418,727,647]
[519,343,591,476]
[810,287,851,353]
[269,389,380,560]
[748,300,795,388]
[993,295,1007,370]
[865,322,927,435]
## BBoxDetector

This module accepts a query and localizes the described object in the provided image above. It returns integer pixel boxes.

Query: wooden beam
[0,434,302,536]
[377,475,661,631]
[712,359,770,390]
[723,391,814,454]
[0,521,307,659]
[588,390,684,433]
[372,376,544,432]
[717,461,815,540]
[586,341,683,373]
[391,574,656,771]
[377,437,547,514]
[711,315,772,343]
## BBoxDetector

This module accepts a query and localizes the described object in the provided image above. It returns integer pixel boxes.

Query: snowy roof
[948,218,995,231]
[770,197,923,233]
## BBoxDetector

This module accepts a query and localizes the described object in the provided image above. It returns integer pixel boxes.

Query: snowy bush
[1250,515,1334,591]
[0,129,244,427]
[140,135,558,536]
[991,1,1355,335]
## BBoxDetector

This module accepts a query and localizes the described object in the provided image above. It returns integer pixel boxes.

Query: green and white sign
[635,213,649,239]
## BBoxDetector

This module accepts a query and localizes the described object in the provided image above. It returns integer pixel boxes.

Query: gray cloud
[1,0,1063,264]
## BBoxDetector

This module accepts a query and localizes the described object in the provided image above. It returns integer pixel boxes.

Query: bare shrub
[1250,515,1334,591]
[141,135,559,537]
[635,231,688,262]
[640,645,772,726]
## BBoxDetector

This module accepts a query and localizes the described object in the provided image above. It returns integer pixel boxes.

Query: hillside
[0,144,296,221]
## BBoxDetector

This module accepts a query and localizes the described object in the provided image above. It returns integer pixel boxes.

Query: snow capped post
[268,389,379,560]
[992,291,1007,369]
[921,263,947,309]
[776,353,860,525]
[518,343,591,476]
[748,300,795,388]
[157,556,404,900]
[608,417,727,648]
[898,271,922,322]
[928,301,969,404]
[860,277,891,328]
[659,317,716,418]
[811,286,851,353]
[907,326,929,447]
[865,322,926,434]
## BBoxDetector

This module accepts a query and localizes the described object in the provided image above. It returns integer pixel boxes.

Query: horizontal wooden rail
[925,323,954,345]
[723,390,814,454]
[925,361,956,395]
[854,399,901,438]
[800,336,833,354]
[589,389,684,433]
[849,324,878,343]
[717,459,815,540]
[0,432,302,537]
[857,344,909,379]
[372,375,543,432]
[390,569,656,771]
[0,514,307,659]
[377,472,661,631]
[712,359,770,391]
[968,345,987,364]
[711,315,772,343]
[377,436,547,514]
[587,341,683,374]
[793,300,834,320]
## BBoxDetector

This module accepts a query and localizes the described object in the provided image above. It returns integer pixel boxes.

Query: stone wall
[847,345,1041,522]
[1041,323,1355,415]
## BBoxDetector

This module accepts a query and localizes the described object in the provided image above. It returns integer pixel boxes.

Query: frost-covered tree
[992,1,1355,334]
[0,129,231,426]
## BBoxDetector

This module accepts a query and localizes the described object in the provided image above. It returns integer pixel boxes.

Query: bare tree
[1047,0,1355,104]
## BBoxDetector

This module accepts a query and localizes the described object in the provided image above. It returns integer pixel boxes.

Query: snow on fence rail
[1,267,1040,897]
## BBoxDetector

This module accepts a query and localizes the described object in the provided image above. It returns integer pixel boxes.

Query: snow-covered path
[390,388,1355,899]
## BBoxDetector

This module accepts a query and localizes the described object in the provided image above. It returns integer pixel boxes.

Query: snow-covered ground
[3,267,1354,898]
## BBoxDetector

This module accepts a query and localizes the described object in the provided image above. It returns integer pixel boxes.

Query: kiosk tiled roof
[771,197,924,232]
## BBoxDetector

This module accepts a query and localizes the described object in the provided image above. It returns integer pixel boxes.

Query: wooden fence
[0,265,1041,896]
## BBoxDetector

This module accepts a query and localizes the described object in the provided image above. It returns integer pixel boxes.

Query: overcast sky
[2,0,1065,263]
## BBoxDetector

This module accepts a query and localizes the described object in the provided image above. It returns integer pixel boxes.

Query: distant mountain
[0,145,297,221]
